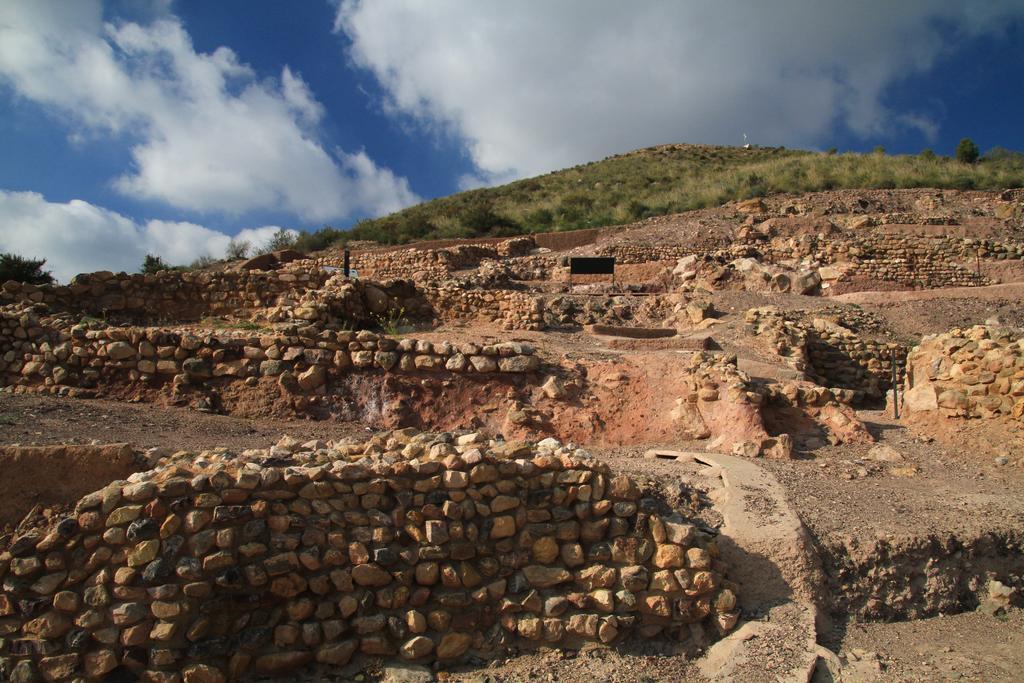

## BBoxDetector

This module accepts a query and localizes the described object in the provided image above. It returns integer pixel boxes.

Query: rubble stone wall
[0,310,541,396]
[903,325,1024,420]
[595,245,701,265]
[0,271,425,325]
[0,435,737,681]
[766,233,1020,288]
[744,308,907,403]
[421,287,545,331]
[306,237,537,284]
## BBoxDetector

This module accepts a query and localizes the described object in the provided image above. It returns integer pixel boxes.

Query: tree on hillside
[225,238,251,260]
[262,228,298,253]
[141,254,171,274]
[919,148,936,160]
[956,138,980,164]
[0,253,54,284]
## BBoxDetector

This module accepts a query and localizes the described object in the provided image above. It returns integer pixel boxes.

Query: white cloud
[337,0,1024,181]
[0,190,290,282]
[0,1,418,221]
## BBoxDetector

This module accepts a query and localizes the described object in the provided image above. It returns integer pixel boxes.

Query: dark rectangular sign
[569,256,615,275]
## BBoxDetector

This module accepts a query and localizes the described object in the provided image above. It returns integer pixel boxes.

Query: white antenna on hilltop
[743,133,751,150]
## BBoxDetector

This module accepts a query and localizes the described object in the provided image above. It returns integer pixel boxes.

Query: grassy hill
[309,143,1024,249]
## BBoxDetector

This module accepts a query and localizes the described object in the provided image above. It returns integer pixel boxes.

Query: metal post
[891,361,899,419]
[343,250,350,277]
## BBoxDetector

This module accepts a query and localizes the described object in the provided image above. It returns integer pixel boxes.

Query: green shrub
[919,148,936,160]
[956,138,980,164]
[0,253,53,284]
[225,239,251,260]
[140,254,171,274]
[263,228,298,253]
[290,227,345,252]
[525,207,554,227]
[189,255,218,270]
[459,202,512,233]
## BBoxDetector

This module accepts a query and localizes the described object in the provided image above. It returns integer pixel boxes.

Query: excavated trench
[815,529,1024,623]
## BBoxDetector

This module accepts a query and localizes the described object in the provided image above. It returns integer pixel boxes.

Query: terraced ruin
[2,186,1024,681]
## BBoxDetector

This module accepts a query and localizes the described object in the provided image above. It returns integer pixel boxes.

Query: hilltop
[335,143,1024,246]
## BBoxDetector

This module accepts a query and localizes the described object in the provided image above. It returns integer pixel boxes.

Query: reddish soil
[0,443,141,532]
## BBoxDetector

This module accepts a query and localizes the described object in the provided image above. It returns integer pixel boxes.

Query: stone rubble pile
[0,431,738,681]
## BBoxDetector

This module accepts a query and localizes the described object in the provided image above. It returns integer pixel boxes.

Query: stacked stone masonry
[420,287,545,331]
[903,325,1024,420]
[304,237,537,284]
[760,232,1017,289]
[0,272,423,328]
[744,307,907,402]
[0,307,540,396]
[0,432,738,681]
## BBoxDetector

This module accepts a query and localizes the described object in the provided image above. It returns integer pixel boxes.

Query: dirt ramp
[0,443,140,532]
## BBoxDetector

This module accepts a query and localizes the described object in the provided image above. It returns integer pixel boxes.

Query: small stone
[400,635,435,659]
[532,537,559,564]
[316,640,358,665]
[84,649,118,678]
[435,632,473,659]
[352,563,392,587]
[523,565,571,588]
[490,515,516,539]
[182,663,226,683]
[653,544,686,569]
[128,539,161,567]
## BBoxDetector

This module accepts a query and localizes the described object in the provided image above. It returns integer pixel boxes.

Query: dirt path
[0,393,367,451]
[832,282,1024,305]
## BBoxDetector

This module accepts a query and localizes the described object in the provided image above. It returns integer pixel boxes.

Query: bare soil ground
[833,609,1024,682]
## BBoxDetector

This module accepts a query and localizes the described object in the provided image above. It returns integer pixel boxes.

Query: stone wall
[421,287,545,331]
[902,325,1024,420]
[0,306,541,398]
[0,432,737,681]
[305,237,537,284]
[595,245,700,265]
[765,232,1020,289]
[744,307,906,403]
[0,271,423,328]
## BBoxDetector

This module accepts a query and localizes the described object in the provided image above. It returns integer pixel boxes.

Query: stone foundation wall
[766,233,1020,288]
[902,325,1024,420]
[595,245,698,265]
[744,308,907,402]
[0,432,737,681]
[422,287,545,331]
[306,238,537,284]
[0,270,332,321]
[0,271,427,327]
[0,308,541,397]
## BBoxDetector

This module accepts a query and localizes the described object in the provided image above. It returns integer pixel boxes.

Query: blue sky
[1,0,1022,281]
